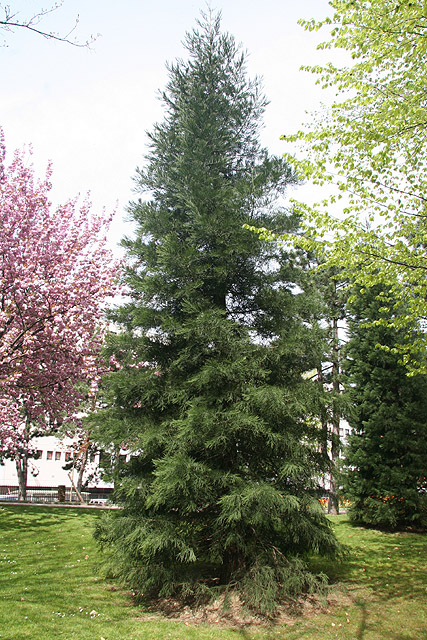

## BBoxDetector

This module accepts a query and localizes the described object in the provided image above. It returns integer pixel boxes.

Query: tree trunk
[317,365,330,499]
[220,546,244,584]
[77,440,89,493]
[317,366,329,457]
[328,315,340,515]
[15,454,28,501]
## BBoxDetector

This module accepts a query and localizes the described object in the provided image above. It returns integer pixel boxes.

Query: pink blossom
[0,132,118,457]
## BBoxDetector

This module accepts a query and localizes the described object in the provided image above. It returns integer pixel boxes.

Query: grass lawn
[0,505,426,640]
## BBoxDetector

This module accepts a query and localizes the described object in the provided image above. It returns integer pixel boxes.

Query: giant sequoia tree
[95,14,339,612]
[343,285,427,530]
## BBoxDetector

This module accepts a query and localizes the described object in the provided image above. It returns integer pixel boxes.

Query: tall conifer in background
[95,13,340,613]
[343,285,427,530]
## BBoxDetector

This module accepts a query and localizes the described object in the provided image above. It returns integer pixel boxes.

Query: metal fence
[0,485,114,505]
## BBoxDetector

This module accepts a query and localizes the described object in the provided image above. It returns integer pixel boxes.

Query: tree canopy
[0,133,117,496]
[343,284,427,529]
[277,0,427,369]
[94,13,340,614]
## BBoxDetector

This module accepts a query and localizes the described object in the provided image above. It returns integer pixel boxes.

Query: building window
[65,452,72,461]
[55,452,61,461]
[37,450,43,459]
[47,451,53,460]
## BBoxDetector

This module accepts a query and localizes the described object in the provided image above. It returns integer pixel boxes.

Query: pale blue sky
[0,0,335,249]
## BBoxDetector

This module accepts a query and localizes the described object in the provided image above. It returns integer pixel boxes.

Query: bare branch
[0,2,99,48]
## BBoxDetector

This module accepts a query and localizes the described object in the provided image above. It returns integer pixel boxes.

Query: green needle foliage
[342,285,427,530]
[95,12,340,614]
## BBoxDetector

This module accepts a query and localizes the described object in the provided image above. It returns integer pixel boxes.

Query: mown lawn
[0,504,425,640]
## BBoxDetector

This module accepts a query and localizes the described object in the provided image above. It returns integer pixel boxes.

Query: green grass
[0,505,426,640]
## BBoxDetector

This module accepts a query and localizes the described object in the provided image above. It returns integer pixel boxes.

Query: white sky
[0,0,335,252]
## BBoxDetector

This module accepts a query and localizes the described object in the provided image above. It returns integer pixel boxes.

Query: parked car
[89,497,110,505]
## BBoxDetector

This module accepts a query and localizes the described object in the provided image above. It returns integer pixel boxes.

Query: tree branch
[0,2,98,48]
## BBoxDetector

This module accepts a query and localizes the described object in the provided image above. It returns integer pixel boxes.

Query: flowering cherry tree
[0,132,117,499]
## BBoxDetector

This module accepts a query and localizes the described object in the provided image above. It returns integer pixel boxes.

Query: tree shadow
[355,600,368,640]
[310,517,427,601]
[354,597,426,640]
[0,504,101,534]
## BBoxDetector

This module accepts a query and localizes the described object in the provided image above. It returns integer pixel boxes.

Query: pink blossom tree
[0,132,117,499]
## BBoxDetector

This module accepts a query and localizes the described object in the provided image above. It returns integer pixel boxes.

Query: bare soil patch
[143,587,353,628]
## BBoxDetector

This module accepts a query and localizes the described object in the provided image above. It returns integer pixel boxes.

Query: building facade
[0,435,111,488]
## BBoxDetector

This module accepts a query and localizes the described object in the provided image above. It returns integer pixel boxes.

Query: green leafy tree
[278,0,427,370]
[343,284,427,530]
[95,13,340,614]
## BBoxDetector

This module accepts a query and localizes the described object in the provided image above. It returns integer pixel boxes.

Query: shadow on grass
[354,596,426,640]
[310,516,427,602]
[0,504,101,534]
[354,600,368,640]
[2,508,425,639]
[305,517,427,640]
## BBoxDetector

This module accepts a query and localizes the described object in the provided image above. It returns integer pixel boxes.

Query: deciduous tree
[0,133,116,499]
[280,0,427,370]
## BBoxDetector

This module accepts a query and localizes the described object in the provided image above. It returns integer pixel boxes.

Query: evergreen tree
[95,13,340,613]
[343,285,427,530]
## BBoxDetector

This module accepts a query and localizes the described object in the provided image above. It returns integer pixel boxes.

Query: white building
[0,435,111,488]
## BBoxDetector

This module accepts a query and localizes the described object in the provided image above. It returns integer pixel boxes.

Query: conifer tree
[95,13,340,613]
[343,285,427,530]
